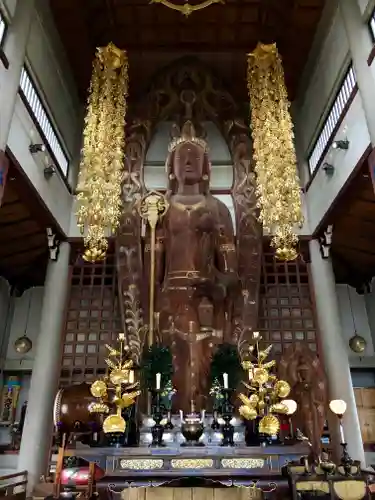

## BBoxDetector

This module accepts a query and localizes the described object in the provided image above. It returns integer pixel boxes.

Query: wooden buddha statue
[150,120,239,412]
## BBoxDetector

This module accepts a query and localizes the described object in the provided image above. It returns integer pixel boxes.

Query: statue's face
[174,142,204,185]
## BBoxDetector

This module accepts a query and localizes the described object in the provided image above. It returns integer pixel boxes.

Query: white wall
[5,287,43,371]
[358,0,375,17]
[305,94,371,233]
[337,285,375,360]
[4,0,81,236]
[0,0,17,18]
[295,5,350,159]
[8,98,73,234]
[26,0,82,183]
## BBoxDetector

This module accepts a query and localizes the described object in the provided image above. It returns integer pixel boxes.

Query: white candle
[129,370,134,384]
[339,422,345,444]
[156,372,161,390]
[223,373,229,389]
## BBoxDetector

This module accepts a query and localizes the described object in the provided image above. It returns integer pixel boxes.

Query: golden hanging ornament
[150,0,224,16]
[247,43,304,260]
[76,42,128,261]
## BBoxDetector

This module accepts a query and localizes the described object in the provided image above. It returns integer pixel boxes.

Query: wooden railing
[0,471,27,500]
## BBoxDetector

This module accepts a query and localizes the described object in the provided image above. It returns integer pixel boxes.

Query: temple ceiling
[315,150,375,291]
[49,0,326,103]
[0,156,62,291]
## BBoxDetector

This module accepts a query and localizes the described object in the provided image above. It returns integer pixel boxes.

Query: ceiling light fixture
[150,0,224,16]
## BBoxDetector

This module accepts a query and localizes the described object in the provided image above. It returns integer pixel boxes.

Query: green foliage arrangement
[209,343,241,389]
[141,344,173,390]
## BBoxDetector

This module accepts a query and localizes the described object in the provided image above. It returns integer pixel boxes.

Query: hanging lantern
[349,334,366,354]
[14,336,32,354]
[14,291,33,355]
[347,287,366,354]
[76,42,128,261]
[247,43,304,260]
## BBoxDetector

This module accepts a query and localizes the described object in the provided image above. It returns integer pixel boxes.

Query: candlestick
[223,373,228,389]
[156,372,161,390]
[339,421,345,444]
[129,370,134,384]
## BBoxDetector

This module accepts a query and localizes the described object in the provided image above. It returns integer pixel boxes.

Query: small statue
[147,120,239,412]
[279,344,327,460]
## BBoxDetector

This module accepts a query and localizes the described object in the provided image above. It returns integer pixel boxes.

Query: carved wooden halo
[150,0,225,17]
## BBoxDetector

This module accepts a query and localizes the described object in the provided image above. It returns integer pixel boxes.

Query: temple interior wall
[358,0,375,17]
[305,94,371,233]
[0,0,16,19]
[3,0,80,236]
[295,4,350,162]
[294,2,372,235]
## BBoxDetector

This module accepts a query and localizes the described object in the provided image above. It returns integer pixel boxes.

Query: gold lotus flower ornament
[259,415,280,435]
[103,412,126,434]
[274,380,291,398]
[239,405,257,421]
[238,331,296,435]
[89,333,140,434]
[90,380,107,398]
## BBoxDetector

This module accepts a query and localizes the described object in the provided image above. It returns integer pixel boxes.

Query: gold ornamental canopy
[150,0,225,16]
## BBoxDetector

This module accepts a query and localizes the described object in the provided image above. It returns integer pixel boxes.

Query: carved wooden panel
[59,251,122,386]
[258,244,318,355]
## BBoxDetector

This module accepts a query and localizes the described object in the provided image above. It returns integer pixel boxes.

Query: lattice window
[370,7,375,41]
[60,252,122,386]
[0,9,7,47]
[308,65,356,174]
[19,67,70,177]
[258,246,318,355]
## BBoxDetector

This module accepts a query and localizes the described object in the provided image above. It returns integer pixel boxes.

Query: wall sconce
[47,227,60,261]
[323,163,335,176]
[332,139,349,150]
[29,143,46,154]
[43,164,55,180]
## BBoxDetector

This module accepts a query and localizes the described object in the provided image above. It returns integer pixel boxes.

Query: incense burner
[180,409,205,446]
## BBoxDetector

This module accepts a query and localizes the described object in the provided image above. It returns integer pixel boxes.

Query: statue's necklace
[172,199,206,214]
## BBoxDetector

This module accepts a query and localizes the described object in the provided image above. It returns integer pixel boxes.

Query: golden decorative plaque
[171,459,213,469]
[120,459,164,470]
[221,458,265,469]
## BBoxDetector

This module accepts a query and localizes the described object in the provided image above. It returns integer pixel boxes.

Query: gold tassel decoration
[247,43,303,261]
[76,43,128,262]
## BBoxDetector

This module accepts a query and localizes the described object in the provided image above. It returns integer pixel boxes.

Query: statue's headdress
[168,120,209,153]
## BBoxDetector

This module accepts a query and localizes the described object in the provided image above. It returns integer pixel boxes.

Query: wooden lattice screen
[258,244,318,355]
[59,251,122,387]
[59,243,318,385]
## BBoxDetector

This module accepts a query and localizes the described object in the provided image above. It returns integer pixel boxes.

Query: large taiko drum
[53,383,103,438]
